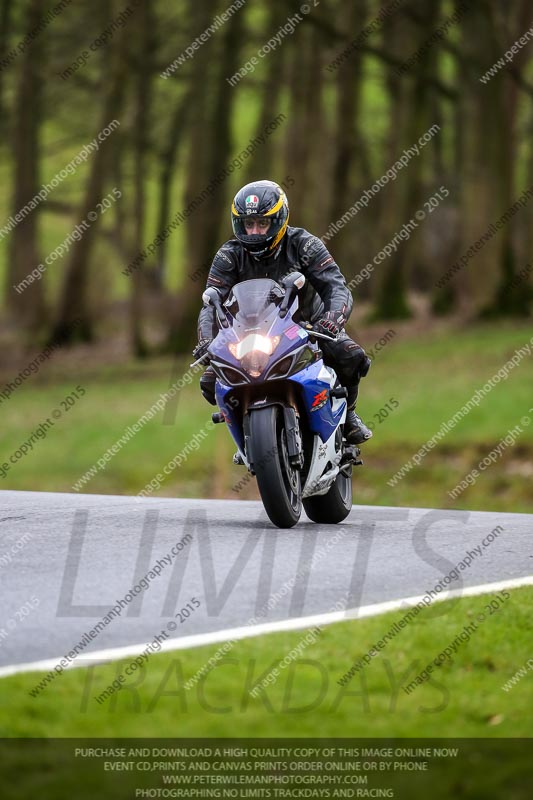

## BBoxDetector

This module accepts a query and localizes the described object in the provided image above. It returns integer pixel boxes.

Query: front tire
[249,406,302,529]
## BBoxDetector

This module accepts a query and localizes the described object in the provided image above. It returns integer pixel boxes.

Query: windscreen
[226,279,283,330]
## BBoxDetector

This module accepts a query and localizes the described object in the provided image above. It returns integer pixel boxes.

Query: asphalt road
[0,491,531,669]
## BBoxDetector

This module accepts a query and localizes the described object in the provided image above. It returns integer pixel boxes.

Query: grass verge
[1,587,532,738]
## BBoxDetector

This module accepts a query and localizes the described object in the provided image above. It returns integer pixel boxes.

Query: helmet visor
[233,215,271,235]
[232,213,284,252]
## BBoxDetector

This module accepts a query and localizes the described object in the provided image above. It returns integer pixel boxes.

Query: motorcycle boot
[344,387,373,444]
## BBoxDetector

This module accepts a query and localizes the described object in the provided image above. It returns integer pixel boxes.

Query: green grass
[1,587,531,739]
[1,320,532,511]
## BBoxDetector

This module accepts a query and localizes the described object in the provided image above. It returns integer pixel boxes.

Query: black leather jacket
[197,226,353,339]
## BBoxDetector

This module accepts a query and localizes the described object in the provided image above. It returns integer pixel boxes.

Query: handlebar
[190,354,209,368]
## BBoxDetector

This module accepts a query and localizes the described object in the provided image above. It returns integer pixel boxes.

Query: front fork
[243,401,304,475]
[283,406,304,469]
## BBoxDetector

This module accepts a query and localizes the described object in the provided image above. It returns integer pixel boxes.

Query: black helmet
[231,180,289,258]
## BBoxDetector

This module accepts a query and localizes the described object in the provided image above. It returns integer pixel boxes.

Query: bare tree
[0,0,14,130]
[374,0,442,319]
[453,0,513,318]
[7,0,46,334]
[50,4,131,345]
[244,1,288,184]
[154,88,192,290]
[167,0,245,353]
[129,0,156,356]
[482,0,532,316]
[328,0,368,268]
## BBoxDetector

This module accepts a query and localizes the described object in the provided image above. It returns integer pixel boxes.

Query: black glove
[315,311,346,337]
[192,338,212,364]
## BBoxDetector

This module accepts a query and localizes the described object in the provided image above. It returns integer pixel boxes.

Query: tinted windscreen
[227,279,283,327]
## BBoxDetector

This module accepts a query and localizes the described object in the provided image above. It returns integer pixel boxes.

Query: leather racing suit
[197,226,370,409]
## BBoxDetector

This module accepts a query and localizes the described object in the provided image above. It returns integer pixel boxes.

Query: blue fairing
[215,361,344,450]
[209,278,346,452]
[215,382,245,452]
[289,360,345,442]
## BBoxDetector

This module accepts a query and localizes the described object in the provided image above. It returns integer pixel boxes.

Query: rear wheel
[303,430,353,524]
[249,406,302,529]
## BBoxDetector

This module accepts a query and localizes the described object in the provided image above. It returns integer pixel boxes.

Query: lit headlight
[228,334,280,360]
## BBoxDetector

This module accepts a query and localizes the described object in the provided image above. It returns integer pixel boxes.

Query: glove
[192,338,212,364]
[315,311,346,337]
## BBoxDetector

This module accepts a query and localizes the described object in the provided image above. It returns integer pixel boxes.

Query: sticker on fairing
[311,389,328,411]
[285,324,300,340]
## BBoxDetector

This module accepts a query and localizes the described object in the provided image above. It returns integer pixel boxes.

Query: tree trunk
[0,0,13,132]
[453,0,511,318]
[482,0,532,316]
[50,3,131,345]
[374,0,441,320]
[202,5,245,260]
[167,0,244,353]
[153,88,192,290]
[432,1,463,316]
[526,118,533,304]
[7,0,46,334]
[328,0,367,268]
[243,2,288,184]
[283,26,313,221]
[129,0,155,356]
[303,23,328,234]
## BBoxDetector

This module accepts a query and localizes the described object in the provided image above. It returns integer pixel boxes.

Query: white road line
[1,575,532,679]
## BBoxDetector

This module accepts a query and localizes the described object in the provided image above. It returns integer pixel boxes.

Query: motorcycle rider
[193,179,372,444]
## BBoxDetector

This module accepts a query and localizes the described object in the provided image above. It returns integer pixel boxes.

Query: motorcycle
[192,273,363,528]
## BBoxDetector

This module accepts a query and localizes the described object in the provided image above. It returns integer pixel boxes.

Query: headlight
[228,334,280,360]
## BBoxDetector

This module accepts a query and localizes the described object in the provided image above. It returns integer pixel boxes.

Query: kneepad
[341,341,370,377]
[360,355,371,378]
[200,370,217,406]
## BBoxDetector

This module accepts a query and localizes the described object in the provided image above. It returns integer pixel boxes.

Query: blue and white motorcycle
[193,274,362,528]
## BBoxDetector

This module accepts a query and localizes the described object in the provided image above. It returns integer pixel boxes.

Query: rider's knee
[359,355,371,378]
[338,340,370,379]
[200,369,216,406]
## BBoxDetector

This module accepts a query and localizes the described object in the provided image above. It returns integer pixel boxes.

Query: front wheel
[249,406,302,529]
